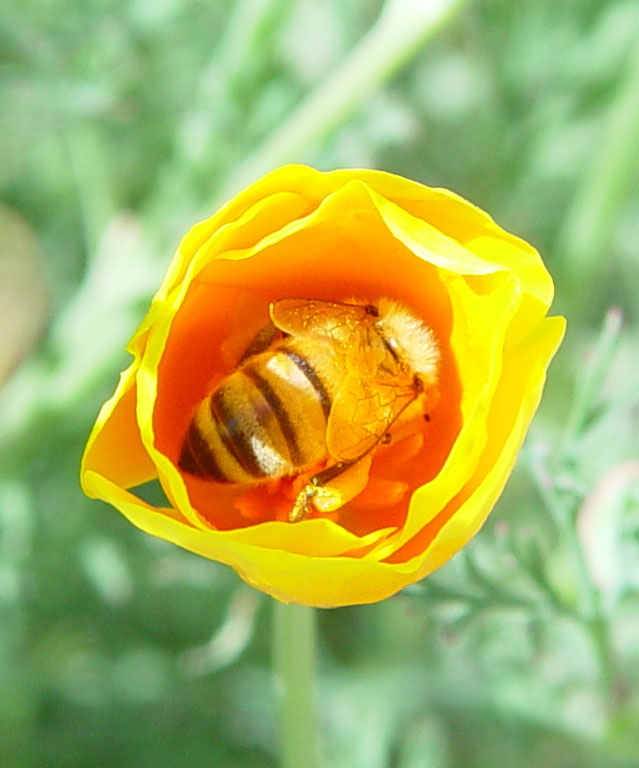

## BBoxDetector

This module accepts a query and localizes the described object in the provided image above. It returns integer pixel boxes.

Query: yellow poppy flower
[80,165,565,607]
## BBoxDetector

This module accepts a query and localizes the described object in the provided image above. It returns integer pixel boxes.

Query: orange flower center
[152,210,462,536]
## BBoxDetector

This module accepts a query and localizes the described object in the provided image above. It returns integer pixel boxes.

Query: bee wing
[326,372,418,463]
[270,298,386,376]
[270,298,375,349]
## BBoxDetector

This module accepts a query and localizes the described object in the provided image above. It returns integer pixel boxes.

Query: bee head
[376,298,440,386]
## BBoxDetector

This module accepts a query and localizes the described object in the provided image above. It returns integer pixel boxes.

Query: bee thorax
[376,298,440,383]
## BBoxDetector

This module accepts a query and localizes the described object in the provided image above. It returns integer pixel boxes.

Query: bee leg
[312,461,355,485]
[289,461,361,522]
[289,484,319,523]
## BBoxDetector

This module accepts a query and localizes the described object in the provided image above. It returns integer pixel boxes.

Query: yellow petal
[80,361,156,494]
[377,315,566,570]
[285,166,550,305]
[135,179,457,543]
[82,164,566,606]
[367,186,553,308]
[82,469,399,606]
[368,271,523,556]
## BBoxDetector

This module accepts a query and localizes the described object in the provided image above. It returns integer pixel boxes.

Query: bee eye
[364,304,379,317]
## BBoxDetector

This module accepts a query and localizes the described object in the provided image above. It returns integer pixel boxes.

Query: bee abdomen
[179,369,294,483]
[209,386,271,479]
[179,344,338,484]
[280,348,332,420]
[243,364,304,466]
[179,420,231,482]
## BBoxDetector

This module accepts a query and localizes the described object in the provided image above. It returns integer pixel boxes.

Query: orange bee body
[179,298,440,520]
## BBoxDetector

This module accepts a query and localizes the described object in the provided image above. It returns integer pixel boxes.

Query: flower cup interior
[152,204,462,535]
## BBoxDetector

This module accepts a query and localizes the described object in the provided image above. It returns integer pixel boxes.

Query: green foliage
[1,0,638,766]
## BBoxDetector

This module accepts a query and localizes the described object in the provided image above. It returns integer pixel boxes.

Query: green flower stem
[272,601,320,768]
[214,0,470,206]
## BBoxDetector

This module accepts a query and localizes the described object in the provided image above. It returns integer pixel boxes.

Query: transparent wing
[270,298,375,349]
[326,373,418,463]
[270,298,385,375]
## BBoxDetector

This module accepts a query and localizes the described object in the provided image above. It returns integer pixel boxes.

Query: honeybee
[179,298,440,521]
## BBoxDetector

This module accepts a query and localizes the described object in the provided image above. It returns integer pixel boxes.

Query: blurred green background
[1,0,638,766]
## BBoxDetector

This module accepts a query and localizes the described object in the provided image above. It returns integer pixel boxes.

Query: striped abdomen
[179,341,340,484]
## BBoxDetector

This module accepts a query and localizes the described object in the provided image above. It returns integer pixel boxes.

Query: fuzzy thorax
[376,298,440,386]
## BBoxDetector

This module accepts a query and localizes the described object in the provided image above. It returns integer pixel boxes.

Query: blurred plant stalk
[214,0,471,206]
[272,602,320,768]
[0,0,469,465]
[559,37,639,292]
[531,309,626,694]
